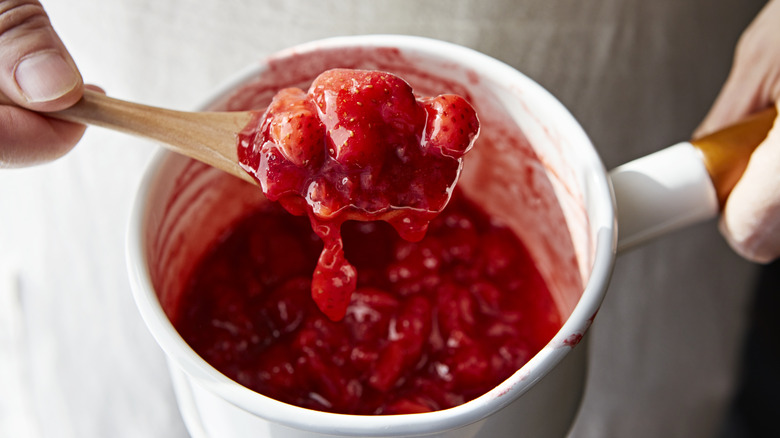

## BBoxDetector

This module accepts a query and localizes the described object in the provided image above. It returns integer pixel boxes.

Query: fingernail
[14,51,80,103]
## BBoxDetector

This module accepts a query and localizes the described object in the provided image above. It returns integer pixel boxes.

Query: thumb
[0,1,82,112]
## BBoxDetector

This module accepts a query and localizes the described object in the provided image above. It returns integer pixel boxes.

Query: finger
[719,102,780,263]
[0,0,83,112]
[0,105,86,167]
[0,84,105,167]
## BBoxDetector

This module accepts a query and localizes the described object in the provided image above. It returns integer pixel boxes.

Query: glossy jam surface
[237,69,479,321]
[174,191,560,415]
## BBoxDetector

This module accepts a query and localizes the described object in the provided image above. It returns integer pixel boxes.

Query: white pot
[126,35,734,438]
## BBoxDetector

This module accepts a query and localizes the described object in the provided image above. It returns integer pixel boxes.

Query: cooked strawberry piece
[421,94,480,158]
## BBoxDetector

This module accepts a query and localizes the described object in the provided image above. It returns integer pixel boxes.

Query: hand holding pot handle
[610,107,776,254]
[612,0,780,262]
[695,0,780,263]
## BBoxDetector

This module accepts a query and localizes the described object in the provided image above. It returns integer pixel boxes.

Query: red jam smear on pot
[237,69,480,321]
[174,190,561,415]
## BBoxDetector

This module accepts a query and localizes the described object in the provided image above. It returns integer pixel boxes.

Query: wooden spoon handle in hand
[4,89,258,185]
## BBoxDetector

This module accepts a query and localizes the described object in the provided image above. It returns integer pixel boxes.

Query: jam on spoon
[238,68,479,320]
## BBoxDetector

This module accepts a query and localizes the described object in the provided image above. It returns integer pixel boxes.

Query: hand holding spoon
[2,88,258,185]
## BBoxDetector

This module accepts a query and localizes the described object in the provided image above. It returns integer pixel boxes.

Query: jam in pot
[174,190,561,415]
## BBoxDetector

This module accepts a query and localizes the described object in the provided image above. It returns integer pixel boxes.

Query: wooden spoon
[5,89,258,185]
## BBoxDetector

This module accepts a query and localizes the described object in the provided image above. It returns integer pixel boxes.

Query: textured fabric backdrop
[0,1,767,437]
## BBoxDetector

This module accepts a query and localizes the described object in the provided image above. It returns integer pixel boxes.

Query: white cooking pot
[126,35,774,438]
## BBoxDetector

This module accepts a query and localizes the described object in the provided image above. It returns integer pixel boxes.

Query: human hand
[0,0,86,167]
[695,0,780,263]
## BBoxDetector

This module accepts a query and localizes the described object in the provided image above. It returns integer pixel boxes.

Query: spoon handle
[691,106,778,206]
[2,89,256,184]
[57,90,257,184]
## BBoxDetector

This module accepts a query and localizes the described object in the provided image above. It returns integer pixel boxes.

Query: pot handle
[610,107,777,252]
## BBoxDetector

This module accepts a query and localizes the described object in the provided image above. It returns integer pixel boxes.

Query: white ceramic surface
[610,142,719,252]
[125,35,680,438]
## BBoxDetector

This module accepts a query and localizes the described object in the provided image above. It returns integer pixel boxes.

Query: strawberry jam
[174,190,561,415]
[237,69,480,321]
